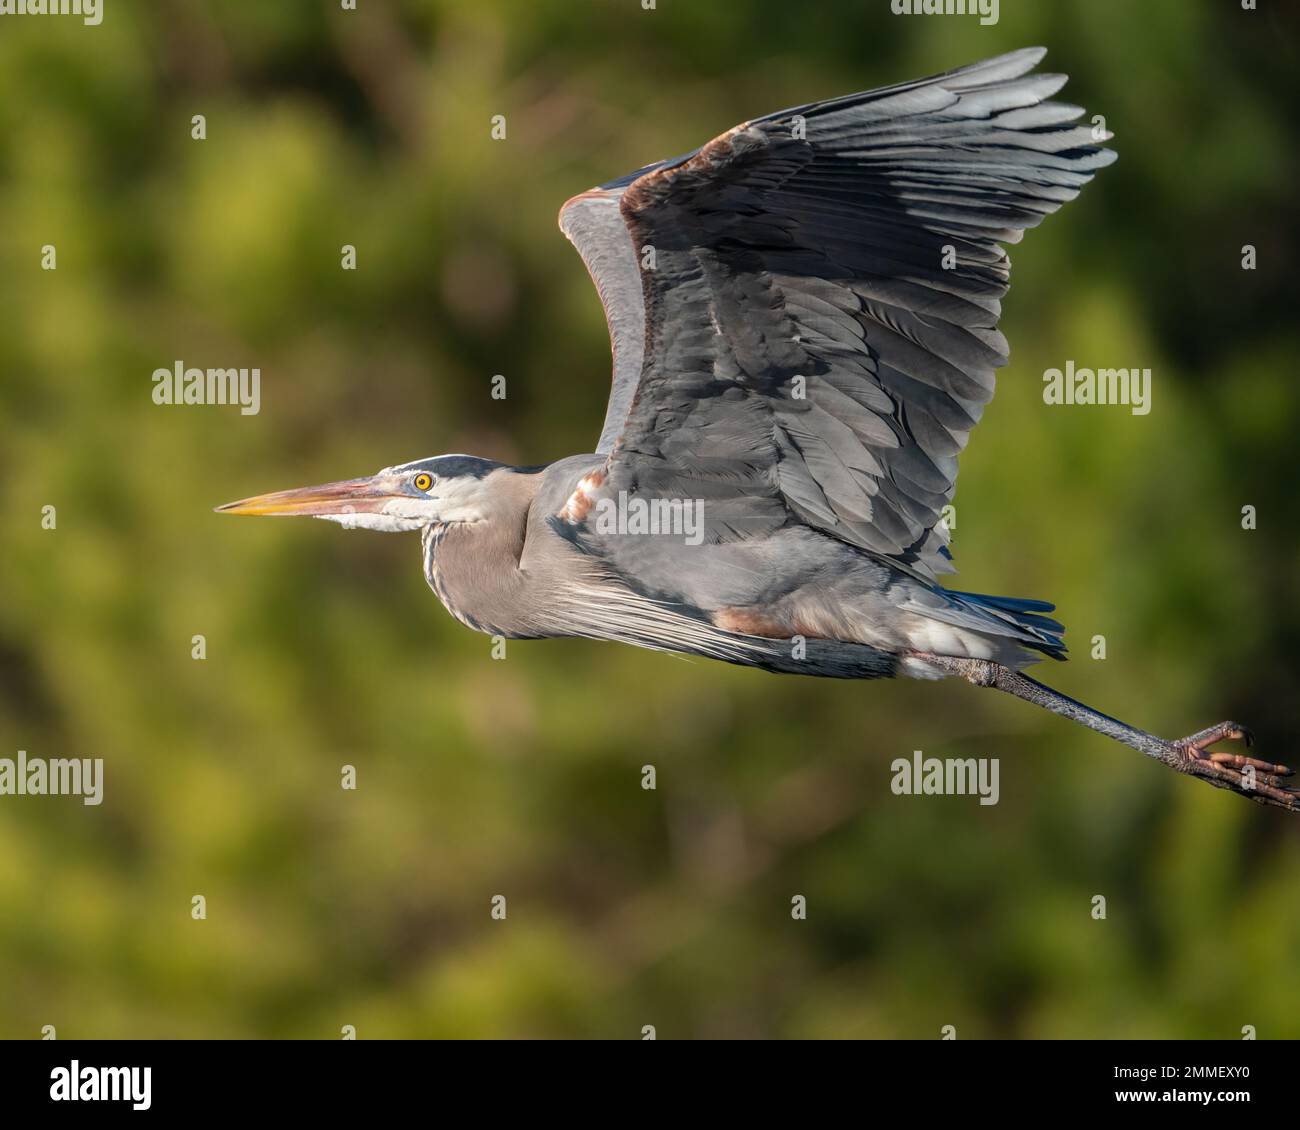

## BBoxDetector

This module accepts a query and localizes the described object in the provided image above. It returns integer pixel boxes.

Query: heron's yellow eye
[413,473,433,492]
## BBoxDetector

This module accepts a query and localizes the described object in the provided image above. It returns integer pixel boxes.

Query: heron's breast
[419,522,539,638]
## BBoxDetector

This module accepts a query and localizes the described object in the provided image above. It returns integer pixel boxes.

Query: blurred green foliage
[0,0,1297,1039]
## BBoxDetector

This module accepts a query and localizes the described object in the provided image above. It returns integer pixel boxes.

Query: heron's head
[216,455,506,532]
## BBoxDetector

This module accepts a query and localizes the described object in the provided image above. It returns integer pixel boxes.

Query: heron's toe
[1169,722,1300,811]
[1173,720,1290,776]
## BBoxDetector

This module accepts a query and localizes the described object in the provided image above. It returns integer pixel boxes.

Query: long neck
[419,471,542,638]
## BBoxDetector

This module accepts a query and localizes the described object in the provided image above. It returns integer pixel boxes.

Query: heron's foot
[1169,722,1299,811]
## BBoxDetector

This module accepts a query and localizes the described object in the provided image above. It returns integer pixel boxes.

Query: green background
[1,0,1297,1039]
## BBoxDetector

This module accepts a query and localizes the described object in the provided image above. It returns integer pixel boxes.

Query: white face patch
[412,475,490,524]
[312,470,490,532]
[314,511,426,532]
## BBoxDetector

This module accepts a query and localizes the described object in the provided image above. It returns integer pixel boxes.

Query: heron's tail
[902,587,1067,665]
[945,591,1067,660]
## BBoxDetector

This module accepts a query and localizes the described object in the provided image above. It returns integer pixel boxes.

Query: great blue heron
[218,48,1296,812]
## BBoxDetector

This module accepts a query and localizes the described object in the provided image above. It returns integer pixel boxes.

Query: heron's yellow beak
[215,476,396,517]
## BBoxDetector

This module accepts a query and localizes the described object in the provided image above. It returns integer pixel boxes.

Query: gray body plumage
[418,458,899,678]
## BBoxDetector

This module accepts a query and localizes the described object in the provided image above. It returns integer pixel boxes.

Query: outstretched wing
[558,48,1114,581]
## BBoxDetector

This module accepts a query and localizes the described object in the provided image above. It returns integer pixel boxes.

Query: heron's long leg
[916,654,1300,813]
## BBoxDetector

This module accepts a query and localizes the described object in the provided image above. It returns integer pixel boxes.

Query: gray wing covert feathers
[558,47,1115,581]
[558,189,647,455]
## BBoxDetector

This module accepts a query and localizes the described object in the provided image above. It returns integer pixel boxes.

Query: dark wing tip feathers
[591,49,1069,196]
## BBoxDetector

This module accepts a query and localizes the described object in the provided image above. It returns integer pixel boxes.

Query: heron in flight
[219,49,1296,812]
